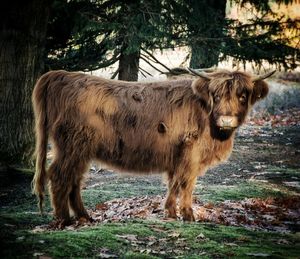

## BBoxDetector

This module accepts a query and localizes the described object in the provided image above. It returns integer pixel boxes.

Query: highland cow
[32,69,274,225]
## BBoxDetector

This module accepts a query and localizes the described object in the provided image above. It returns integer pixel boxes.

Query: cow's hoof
[181,208,195,222]
[165,208,177,219]
[49,218,72,229]
[77,215,94,224]
[76,212,91,221]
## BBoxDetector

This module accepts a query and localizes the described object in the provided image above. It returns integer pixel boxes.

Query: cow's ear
[251,80,269,104]
[192,78,212,110]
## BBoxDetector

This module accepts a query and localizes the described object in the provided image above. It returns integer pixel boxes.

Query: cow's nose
[217,115,238,129]
[222,117,233,126]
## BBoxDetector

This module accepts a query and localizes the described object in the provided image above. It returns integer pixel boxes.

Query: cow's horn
[253,70,276,82]
[187,68,211,80]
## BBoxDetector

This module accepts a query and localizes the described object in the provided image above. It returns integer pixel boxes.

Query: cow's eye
[239,94,247,104]
[214,95,220,102]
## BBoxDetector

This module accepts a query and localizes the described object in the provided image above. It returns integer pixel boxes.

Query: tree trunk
[0,0,50,167]
[189,0,227,68]
[118,49,140,81]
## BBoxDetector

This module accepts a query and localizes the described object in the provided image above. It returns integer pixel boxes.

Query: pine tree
[45,0,299,79]
[46,0,177,80]
[177,0,299,70]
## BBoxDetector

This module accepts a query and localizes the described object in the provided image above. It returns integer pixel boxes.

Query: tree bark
[0,0,50,167]
[118,48,140,81]
[189,0,227,68]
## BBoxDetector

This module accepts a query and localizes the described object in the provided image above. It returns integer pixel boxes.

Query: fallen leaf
[116,234,138,242]
[33,252,44,257]
[168,232,180,238]
[196,233,205,240]
[98,248,117,258]
[224,242,238,247]
[4,223,16,227]
[204,202,214,209]
[150,226,166,233]
[32,225,48,233]
[246,253,270,257]
[276,239,291,245]
[96,203,108,210]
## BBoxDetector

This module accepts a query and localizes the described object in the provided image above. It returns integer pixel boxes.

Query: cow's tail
[31,73,49,214]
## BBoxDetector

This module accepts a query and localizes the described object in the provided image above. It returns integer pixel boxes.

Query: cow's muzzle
[216,116,239,130]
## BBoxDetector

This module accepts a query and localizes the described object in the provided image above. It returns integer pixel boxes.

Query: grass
[196,181,289,203]
[83,178,165,207]
[1,166,300,258]
[1,219,300,258]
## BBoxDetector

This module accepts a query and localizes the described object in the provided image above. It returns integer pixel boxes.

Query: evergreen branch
[140,56,164,74]
[141,48,172,72]
[87,54,121,70]
[139,69,147,78]
[139,66,153,77]
[110,67,120,79]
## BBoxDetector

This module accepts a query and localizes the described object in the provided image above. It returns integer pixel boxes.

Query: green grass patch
[82,179,166,208]
[267,166,300,176]
[196,181,289,203]
[2,220,299,259]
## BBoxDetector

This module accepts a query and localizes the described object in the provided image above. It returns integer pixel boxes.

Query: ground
[0,78,299,258]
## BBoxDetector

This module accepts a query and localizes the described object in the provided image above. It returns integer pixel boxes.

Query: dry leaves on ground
[90,195,300,233]
[249,108,300,127]
[34,195,300,233]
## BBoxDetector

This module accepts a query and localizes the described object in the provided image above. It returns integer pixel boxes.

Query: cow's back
[43,70,207,172]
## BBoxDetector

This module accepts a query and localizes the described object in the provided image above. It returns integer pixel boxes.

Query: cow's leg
[165,171,180,219]
[69,162,90,220]
[179,175,197,221]
[69,184,90,220]
[48,159,72,226]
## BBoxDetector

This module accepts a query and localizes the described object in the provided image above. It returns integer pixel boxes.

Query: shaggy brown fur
[32,70,269,224]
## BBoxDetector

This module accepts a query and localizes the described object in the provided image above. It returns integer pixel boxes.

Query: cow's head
[191,69,274,138]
